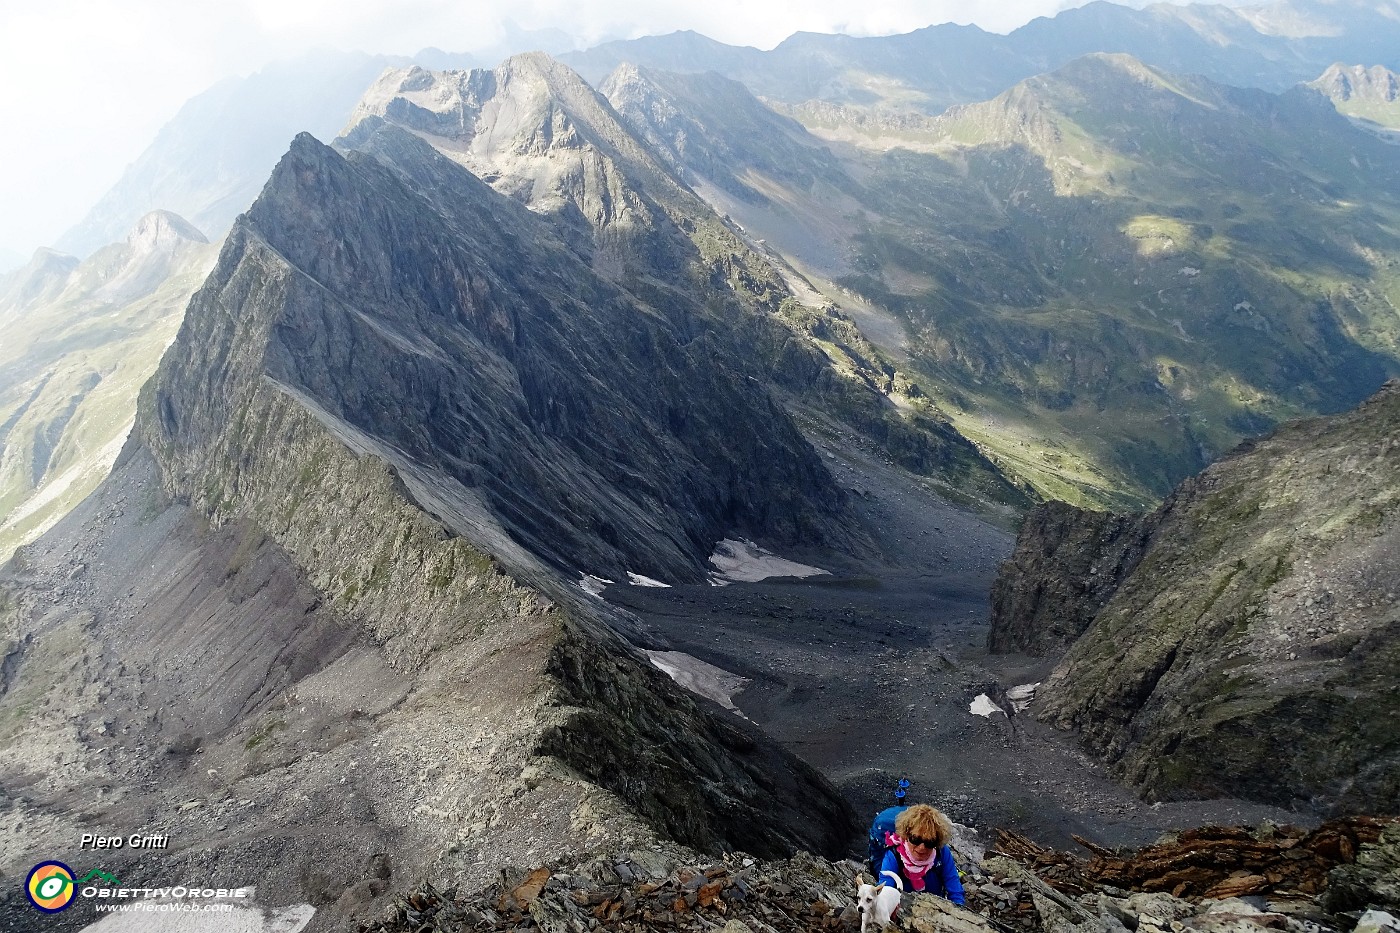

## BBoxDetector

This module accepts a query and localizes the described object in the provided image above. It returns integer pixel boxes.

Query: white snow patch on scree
[646,650,750,716]
[577,573,614,597]
[707,538,829,583]
[627,572,670,588]
[970,694,1005,718]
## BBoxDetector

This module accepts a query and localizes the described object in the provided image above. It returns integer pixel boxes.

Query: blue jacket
[878,844,966,905]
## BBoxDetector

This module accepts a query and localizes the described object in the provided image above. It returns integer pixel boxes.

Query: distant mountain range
[564,0,1400,112]
[29,1,1398,511]
[601,53,1400,507]
[55,50,401,258]
[0,211,215,561]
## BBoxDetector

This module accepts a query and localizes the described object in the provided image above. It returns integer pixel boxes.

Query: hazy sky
[0,0,1182,263]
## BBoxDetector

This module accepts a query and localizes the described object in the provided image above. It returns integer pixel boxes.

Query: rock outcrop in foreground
[365,817,1400,933]
[991,381,1400,812]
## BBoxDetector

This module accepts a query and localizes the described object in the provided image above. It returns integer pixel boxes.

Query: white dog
[856,874,902,931]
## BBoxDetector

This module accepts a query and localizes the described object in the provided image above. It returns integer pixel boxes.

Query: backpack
[867,806,907,880]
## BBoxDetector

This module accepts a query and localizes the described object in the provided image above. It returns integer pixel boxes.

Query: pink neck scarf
[890,833,938,889]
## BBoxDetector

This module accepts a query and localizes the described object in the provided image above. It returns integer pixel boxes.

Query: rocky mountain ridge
[990,380,1400,813]
[0,102,953,930]
[1309,63,1400,133]
[343,56,1028,515]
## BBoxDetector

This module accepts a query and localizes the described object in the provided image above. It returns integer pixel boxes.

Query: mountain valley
[600,54,1400,509]
[2,4,1399,929]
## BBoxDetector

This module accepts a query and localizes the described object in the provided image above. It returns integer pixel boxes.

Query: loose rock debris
[990,816,1396,900]
[364,817,1400,933]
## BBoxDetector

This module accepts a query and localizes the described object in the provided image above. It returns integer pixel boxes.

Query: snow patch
[645,650,750,716]
[707,538,829,583]
[626,572,670,588]
[577,574,614,598]
[970,694,1006,718]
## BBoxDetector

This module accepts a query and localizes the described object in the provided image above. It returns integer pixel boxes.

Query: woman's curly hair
[895,804,953,848]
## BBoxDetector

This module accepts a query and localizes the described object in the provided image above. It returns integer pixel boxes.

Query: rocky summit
[991,381,1400,813]
[343,57,1027,516]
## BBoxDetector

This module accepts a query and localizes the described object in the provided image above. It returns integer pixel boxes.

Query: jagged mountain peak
[346,56,669,208]
[1305,61,1400,132]
[349,54,619,152]
[1311,62,1400,101]
[152,123,851,585]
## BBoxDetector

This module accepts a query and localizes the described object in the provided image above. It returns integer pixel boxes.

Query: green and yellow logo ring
[26,861,76,912]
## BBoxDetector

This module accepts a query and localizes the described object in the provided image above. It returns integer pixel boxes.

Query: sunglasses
[907,835,937,848]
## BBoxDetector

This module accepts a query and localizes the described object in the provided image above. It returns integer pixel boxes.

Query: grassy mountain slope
[633,54,1400,508]
[1033,380,1400,813]
[842,54,1400,505]
[0,211,215,561]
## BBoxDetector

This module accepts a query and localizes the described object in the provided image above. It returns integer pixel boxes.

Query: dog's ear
[856,873,868,886]
[873,883,886,892]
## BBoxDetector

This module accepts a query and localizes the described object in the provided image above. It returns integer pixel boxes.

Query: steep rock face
[987,501,1155,656]
[1312,63,1400,104]
[600,64,849,207]
[345,54,704,278]
[1035,380,1400,813]
[1309,62,1400,131]
[593,64,1031,512]
[346,56,1029,516]
[150,128,847,584]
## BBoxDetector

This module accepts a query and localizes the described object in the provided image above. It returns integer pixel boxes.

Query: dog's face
[856,875,900,929]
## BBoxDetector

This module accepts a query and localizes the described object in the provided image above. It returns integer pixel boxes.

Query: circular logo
[25,861,76,913]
